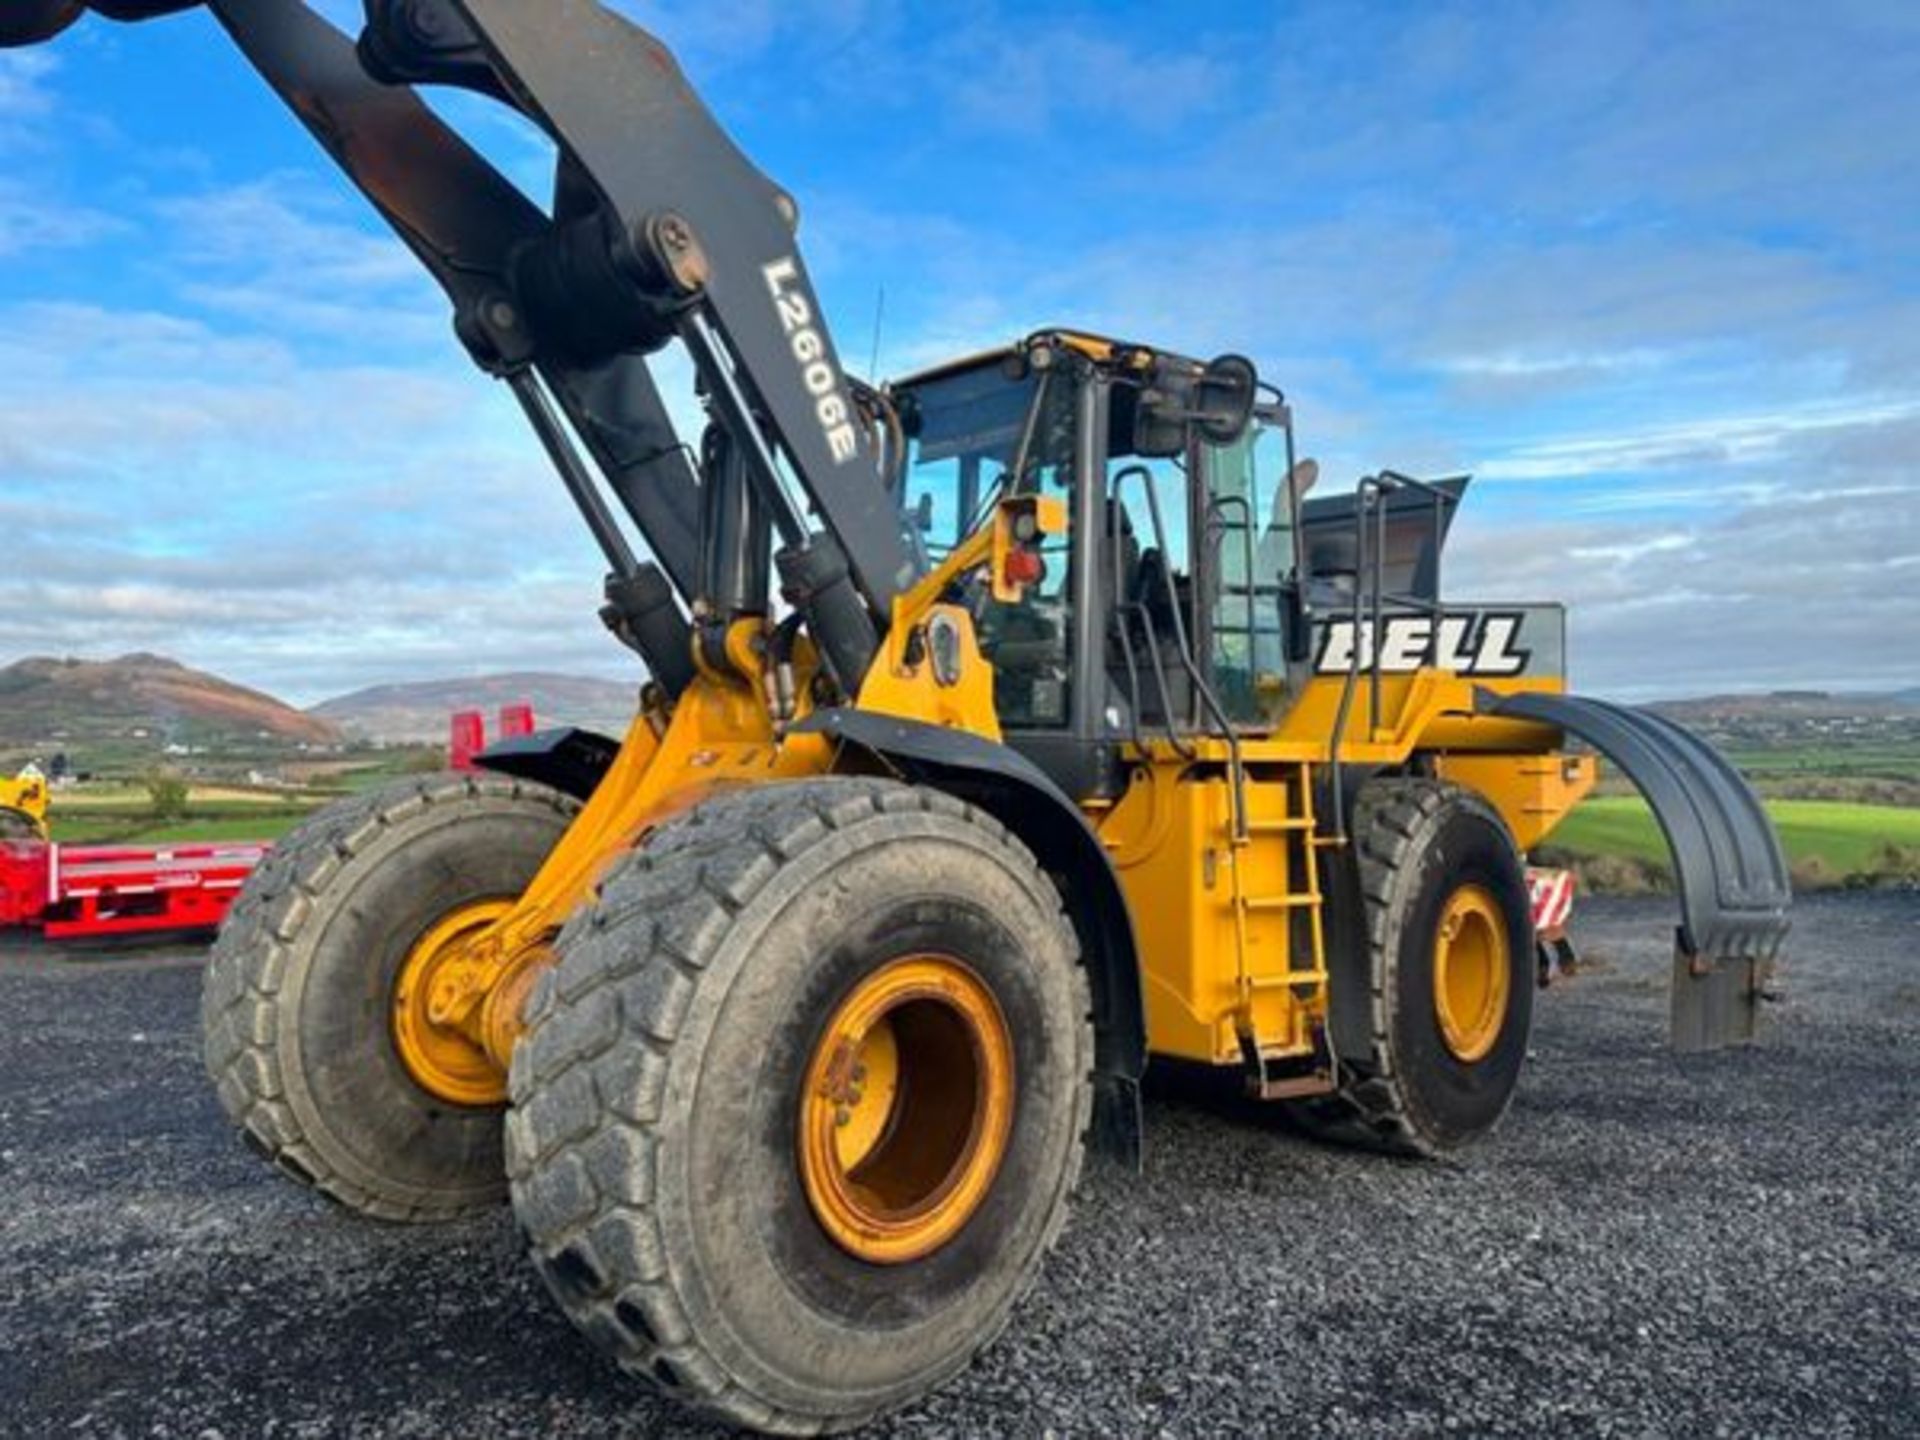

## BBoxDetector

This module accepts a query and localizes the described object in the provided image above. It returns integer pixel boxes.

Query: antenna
[866,284,886,379]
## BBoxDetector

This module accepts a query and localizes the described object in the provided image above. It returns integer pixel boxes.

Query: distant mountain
[0,653,341,751]
[311,672,638,743]
[1648,689,1920,722]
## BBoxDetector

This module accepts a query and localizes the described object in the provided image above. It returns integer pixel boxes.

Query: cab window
[1203,422,1294,724]
[897,363,1078,728]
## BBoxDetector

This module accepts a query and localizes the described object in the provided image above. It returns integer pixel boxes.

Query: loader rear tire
[0,807,39,841]
[201,773,576,1220]
[1289,778,1534,1156]
[507,778,1093,1434]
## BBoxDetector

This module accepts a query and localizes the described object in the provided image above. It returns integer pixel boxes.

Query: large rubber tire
[202,773,577,1220]
[0,807,40,841]
[1290,778,1534,1156]
[507,778,1093,1434]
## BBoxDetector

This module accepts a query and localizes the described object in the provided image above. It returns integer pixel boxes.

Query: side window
[1106,453,1194,728]
[982,457,1074,726]
[899,364,1078,729]
[901,363,1040,567]
[900,451,983,563]
[981,375,1078,728]
[1205,426,1292,723]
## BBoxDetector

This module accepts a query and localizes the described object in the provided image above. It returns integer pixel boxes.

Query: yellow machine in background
[0,766,50,841]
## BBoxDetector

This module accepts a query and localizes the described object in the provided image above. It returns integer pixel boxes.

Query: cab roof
[886,328,1207,390]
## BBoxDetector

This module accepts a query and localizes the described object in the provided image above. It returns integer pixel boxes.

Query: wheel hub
[391,898,515,1107]
[798,955,1015,1265]
[1432,883,1510,1063]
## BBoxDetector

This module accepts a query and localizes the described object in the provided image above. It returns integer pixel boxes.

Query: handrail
[1110,464,1248,840]
[1204,492,1262,653]
[1324,470,1461,842]
[1108,472,1192,759]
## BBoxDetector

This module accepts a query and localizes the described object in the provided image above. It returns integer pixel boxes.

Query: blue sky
[1,0,1916,703]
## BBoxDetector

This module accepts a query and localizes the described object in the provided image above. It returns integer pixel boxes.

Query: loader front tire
[1291,778,1534,1155]
[201,773,576,1220]
[507,778,1093,1434]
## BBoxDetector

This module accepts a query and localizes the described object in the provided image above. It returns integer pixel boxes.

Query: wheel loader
[2,2,1792,1431]
[0,764,50,840]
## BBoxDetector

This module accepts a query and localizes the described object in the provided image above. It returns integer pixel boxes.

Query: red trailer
[4,704,541,943]
[0,837,267,940]
[449,703,537,771]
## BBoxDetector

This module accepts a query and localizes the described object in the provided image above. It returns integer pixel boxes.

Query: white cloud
[4,2,1918,706]
[155,178,445,347]
[0,51,56,121]
[1474,396,1920,482]
[0,180,122,256]
[1435,348,1669,379]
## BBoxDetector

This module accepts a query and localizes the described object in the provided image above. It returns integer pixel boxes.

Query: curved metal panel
[473,726,620,801]
[1486,690,1790,962]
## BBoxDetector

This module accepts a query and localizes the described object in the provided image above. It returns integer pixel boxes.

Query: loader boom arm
[8,0,916,686]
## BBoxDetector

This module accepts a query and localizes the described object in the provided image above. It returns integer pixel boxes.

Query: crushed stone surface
[2,893,1914,1437]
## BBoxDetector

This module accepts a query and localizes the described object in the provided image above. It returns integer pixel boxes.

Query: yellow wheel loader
[5,3,1791,1430]
[0,764,51,841]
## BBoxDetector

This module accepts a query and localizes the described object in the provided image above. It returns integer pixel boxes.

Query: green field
[50,814,314,844]
[40,754,439,846]
[1551,795,1920,876]
[1723,742,1920,777]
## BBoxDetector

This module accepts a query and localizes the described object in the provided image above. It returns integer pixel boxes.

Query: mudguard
[473,726,620,801]
[1485,690,1790,1050]
[794,708,1147,1164]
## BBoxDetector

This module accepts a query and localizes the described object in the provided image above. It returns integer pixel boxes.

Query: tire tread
[508,776,1093,1434]
[201,772,577,1221]
[1290,777,1523,1156]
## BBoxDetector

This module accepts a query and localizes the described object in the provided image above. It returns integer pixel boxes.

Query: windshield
[894,361,1079,562]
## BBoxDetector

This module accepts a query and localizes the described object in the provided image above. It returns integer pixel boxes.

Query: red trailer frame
[0,838,268,940]
[4,704,540,943]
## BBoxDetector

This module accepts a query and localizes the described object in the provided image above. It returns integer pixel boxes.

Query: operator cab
[889,330,1310,801]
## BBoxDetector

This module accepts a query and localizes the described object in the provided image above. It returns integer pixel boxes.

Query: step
[1242,817,1315,834]
[1248,1069,1337,1102]
[1239,893,1321,911]
[1243,970,1330,990]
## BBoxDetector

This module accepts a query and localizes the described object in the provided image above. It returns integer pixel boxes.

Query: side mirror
[912,492,936,534]
[1191,353,1258,447]
[1132,353,1261,457]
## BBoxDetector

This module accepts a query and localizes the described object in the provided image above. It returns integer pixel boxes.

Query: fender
[474,726,621,801]
[794,709,1149,1164]
[1482,689,1791,1050]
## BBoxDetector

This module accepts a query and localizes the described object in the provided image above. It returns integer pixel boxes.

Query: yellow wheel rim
[798,955,1015,1266]
[1432,884,1511,1063]
[391,898,513,1107]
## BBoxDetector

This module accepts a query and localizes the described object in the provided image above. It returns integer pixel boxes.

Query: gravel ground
[2,893,1916,1438]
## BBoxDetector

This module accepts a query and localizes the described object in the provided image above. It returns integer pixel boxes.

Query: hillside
[311,672,637,742]
[0,653,341,754]
[1639,688,1920,774]
[1646,689,1920,722]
